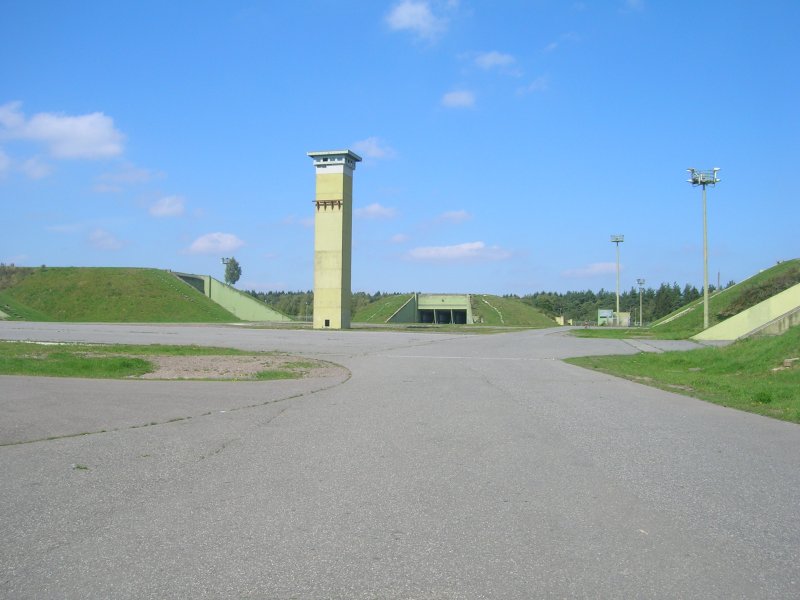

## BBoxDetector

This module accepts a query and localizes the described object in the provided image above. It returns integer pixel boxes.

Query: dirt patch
[132,354,341,380]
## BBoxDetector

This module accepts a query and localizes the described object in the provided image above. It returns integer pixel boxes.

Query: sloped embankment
[0,267,239,322]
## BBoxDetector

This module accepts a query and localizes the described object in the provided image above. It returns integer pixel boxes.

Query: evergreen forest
[246,283,734,324]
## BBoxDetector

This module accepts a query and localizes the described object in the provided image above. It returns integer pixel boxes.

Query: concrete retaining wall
[175,273,292,322]
[387,294,419,324]
[692,282,800,341]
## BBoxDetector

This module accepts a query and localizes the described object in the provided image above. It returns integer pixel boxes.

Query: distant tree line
[246,282,737,324]
[520,280,735,324]
[243,290,402,318]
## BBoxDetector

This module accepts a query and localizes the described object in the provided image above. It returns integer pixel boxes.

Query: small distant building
[386,294,473,324]
[597,309,614,325]
[598,309,631,326]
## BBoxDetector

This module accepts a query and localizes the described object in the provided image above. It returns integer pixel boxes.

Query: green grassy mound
[0,267,239,322]
[471,295,556,327]
[352,294,413,323]
[651,259,800,339]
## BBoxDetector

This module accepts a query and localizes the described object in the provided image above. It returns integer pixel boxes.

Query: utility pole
[611,235,624,325]
[687,168,720,329]
[637,278,645,327]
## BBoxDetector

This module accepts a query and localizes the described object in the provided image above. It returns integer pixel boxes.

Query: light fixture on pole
[610,235,624,325]
[687,167,720,329]
[636,278,645,327]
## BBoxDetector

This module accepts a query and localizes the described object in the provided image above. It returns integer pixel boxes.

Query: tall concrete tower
[307,149,362,329]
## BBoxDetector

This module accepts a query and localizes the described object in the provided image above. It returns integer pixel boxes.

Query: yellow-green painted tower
[307,149,362,329]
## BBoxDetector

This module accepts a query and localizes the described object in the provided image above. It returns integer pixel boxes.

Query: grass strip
[0,341,289,380]
[566,327,800,424]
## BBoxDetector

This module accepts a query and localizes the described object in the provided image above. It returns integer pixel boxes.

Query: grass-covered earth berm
[567,325,800,423]
[352,293,555,328]
[649,259,800,339]
[352,294,414,323]
[471,294,555,327]
[0,267,238,322]
[0,341,331,380]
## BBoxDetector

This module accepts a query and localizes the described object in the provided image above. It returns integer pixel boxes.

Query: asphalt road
[1,322,798,599]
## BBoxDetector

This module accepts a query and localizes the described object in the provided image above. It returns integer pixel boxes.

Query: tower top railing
[687,168,720,187]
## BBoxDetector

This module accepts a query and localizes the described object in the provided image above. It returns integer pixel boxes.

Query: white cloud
[543,42,559,53]
[386,1,446,39]
[355,203,397,219]
[407,241,510,262]
[0,101,124,159]
[624,0,645,11]
[88,228,124,250]
[351,136,396,160]
[149,195,186,217]
[562,262,618,278]
[0,102,25,130]
[441,90,475,108]
[437,210,471,223]
[390,233,409,244]
[518,76,549,95]
[186,232,245,254]
[20,156,51,179]
[475,51,515,70]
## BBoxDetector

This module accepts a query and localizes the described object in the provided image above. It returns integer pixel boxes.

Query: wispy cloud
[390,233,410,244]
[517,76,549,95]
[149,195,185,218]
[441,90,476,108]
[474,51,515,70]
[186,232,245,254]
[355,203,397,220]
[407,241,510,262]
[20,156,52,179]
[543,32,580,54]
[623,0,645,11]
[94,162,161,192]
[88,228,125,250]
[386,1,447,40]
[0,101,124,159]
[351,137,396,160]
[437,210,472,224]
[562,262,618,278]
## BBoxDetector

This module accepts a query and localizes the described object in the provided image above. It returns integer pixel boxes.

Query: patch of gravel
[134,354,342,381]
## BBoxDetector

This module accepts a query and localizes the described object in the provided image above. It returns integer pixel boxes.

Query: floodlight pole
[687,168,720,330]
[611,235,624,325]
[637,278,645,327]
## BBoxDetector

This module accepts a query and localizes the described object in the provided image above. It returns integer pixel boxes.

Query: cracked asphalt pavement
[1,322,798,598]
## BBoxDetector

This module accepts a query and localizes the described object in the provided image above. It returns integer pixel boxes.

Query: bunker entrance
[418,309,468,325]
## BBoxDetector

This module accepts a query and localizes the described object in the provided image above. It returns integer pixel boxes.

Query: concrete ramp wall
[692,282,800,341]
[174,273,292,322]
[387,294,418,324]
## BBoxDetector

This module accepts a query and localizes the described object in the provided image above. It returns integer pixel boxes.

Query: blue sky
[1,1,798,295]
